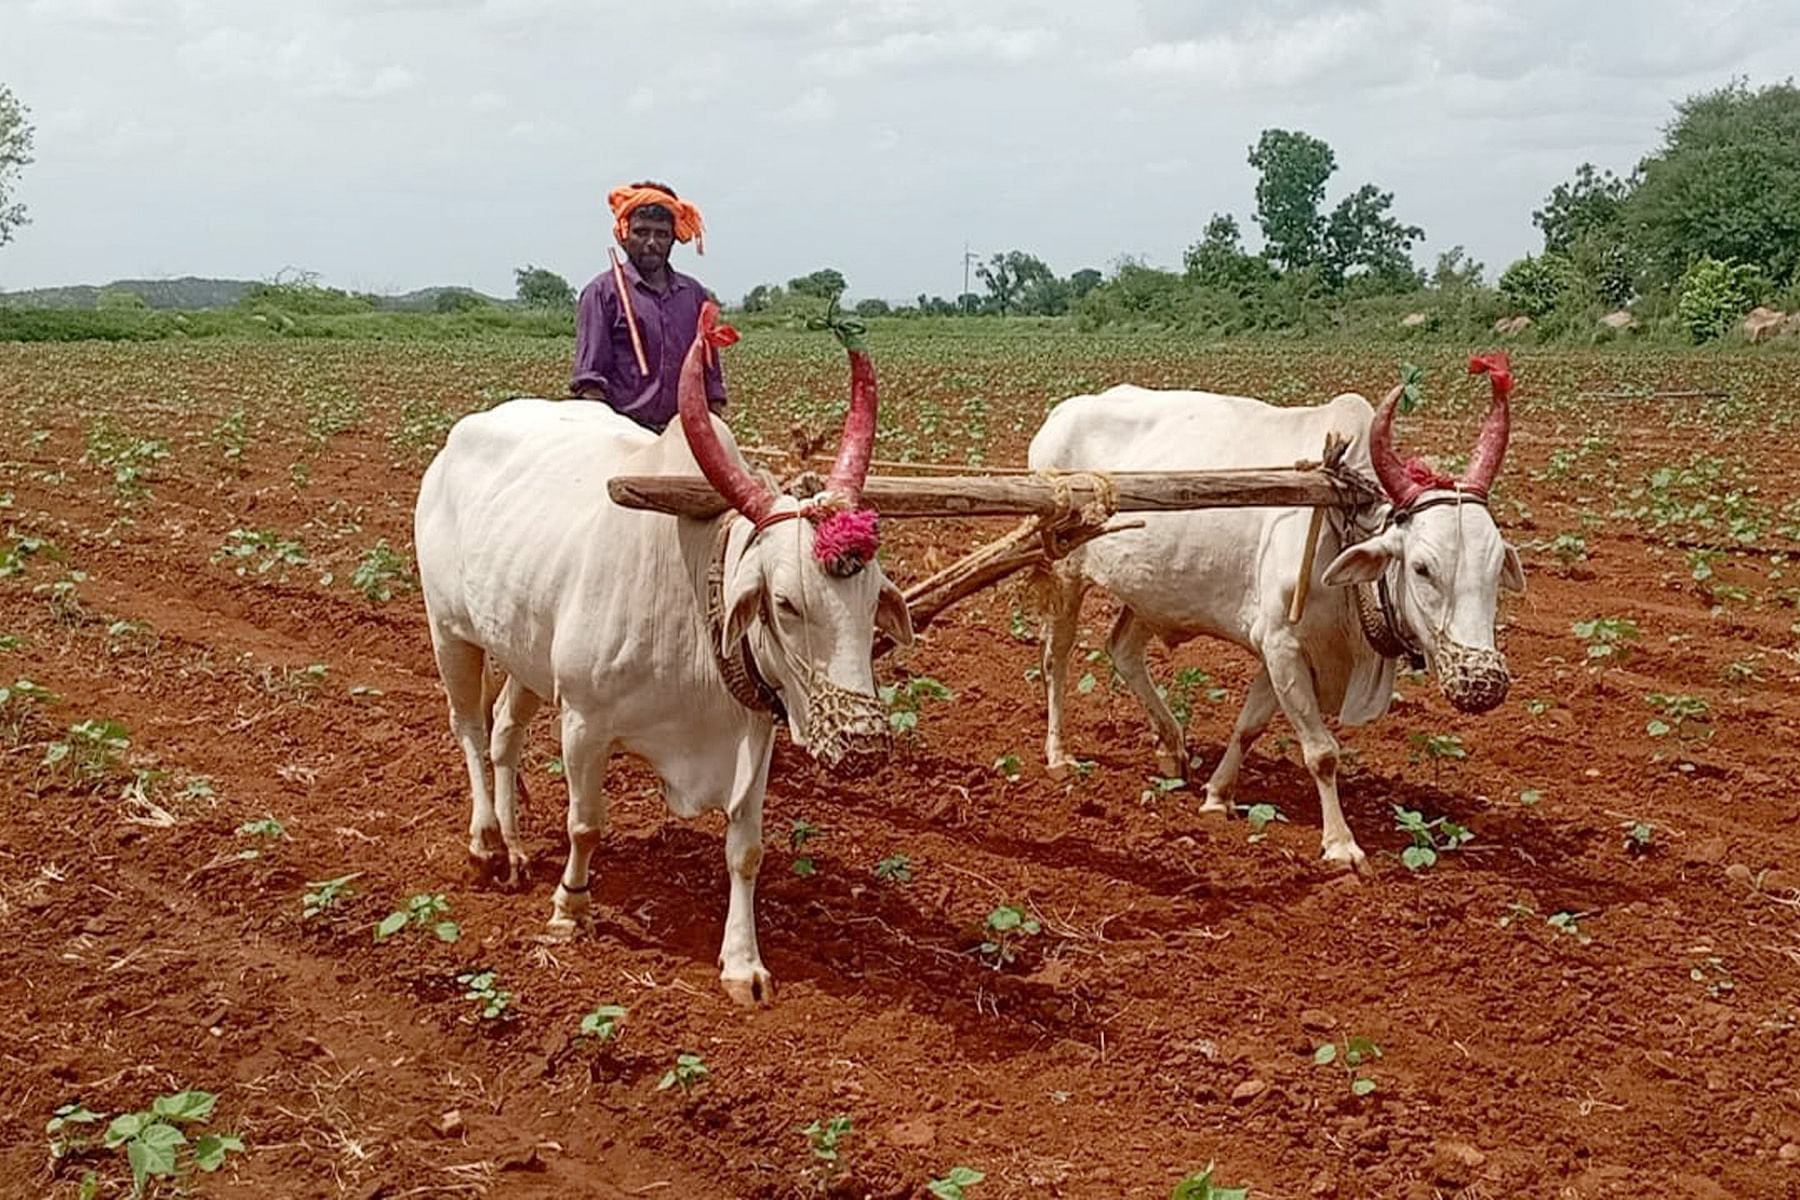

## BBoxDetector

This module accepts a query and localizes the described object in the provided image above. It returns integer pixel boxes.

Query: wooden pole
[609,248,651,378]
[609,467,1379,521]
[1285,433,1351,625]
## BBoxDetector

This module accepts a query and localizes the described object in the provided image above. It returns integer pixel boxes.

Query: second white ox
[1029,357,1523,869]
[414,306,910,1004]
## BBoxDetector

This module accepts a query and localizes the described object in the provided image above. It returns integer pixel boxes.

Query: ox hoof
[1154,752,1188,782]
[1196,788,1232,817]
[1044,757,1072,782]
[721,972,774,1008]
[504,852,530,890]
[1322,843,1370,875]
[547,887,593,939]
[467,847,507,884]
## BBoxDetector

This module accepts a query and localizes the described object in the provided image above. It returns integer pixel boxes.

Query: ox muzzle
[1436,638,1511,714]
[803,679,891,773]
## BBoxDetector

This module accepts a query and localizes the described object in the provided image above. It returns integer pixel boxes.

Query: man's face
[624,210,676,275]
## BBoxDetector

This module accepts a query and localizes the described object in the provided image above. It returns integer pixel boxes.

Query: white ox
[414,306,911,1004]
[1029,356,1523,869]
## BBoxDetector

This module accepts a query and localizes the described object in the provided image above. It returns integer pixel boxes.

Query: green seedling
[880,675,952,735]
[91,1089,244,1198]
[1313,1035,1382,1096]
[36,570,89,624]
[579,1004,628,1041]
[1518,788,1543,806]
[1546,910,1593,944]
[1242,802,1286,843]
[978,904,1040,969]
[46,1101,103,1162]
[873,854,914,884]
[1140,775,1186,803]
[1008,606,1034,643]
[1392,805,1474,871]
[457,970,514,1020]
[301,873,359,920]
[802,1115,853,1191]
[657,1053,709,1091]
[375,893,460,943]
[1523,697,1553,716]
[1623,821,1654,854]
[238,816,284,839]
[351,540,417,603]
[1644,692,1710,739]
[1406,731,1467,765]
[1572,616,1639,661]
[1162,666,1227,728]
[0,632,25,651]
[993,753,1023,781]
[43,718,130,785]
[790,818,822,876]
[1719,657,1764,684]
[213,528,308,580]
[1545,531,1589,565]
[1172,1163,1251,1200]
[1691,956,1734,998]
[927,1166,985,1199]
[0,677,55,740]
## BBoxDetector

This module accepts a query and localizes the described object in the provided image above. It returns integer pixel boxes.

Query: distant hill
[1,277,505,311]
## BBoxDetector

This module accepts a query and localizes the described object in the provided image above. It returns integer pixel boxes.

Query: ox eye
[1413,563,1432,580]
[775,597,800,617]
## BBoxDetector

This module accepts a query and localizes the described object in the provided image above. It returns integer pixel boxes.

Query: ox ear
[1501,542,1526,594]
[876,576,914,648]
[1322,528,1403,587]
[722,564,763,657]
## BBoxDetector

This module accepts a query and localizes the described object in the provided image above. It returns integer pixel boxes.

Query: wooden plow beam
[608,465,1380,520]
[613,458,1378,652]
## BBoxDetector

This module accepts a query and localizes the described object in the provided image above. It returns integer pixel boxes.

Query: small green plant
[0,533,62,578]
[993,752,1022,781]
[1691,956,1734,998]
[1644,692,1710,739]
[1546,910,1592,944]
[1623,821,1654,854]
[1140,775,1186,803]
[873,854,914,884]
[85,419,171,500]
[802,1115,853,1191]
[457,969,514,1020]
[238,816,284,839]
[1392,805,1473,870]
[43,718,130,785]
[880,675,952,735]
[212,407,247,463]
[36,569,89,624]
[1518,788,1543,806]
[1719,656,1764,684]
[790,818,822,876]
[1242,802,1286,844]
[579,1003,628,1041]
[46,1101,104,1162]
[213,528,308,580]
[1313,1035,1382,1096]
[1572,616,1640,661]
[1544,531,1589,566]
[86,1089,244,1198]
[1523,697,1553,716]
[0,676,55,739]
[1172,1163,1251,1200]
[1162,666,1227,728]
[351,540,417,603]
[301,872,359,920]
[1008,606,1033,643]
[1406,731,1467,765]
[927,1166,985,1199]
[657,1052,709,1091]
[978,904,1040,969]
[375,893,461,943]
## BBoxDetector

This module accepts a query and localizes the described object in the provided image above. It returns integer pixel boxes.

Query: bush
[1675,255,1765,341]
[1498,253,1580,318]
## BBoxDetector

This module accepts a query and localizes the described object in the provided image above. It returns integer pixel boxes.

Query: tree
[1431,246,1486,290]
[1321,184,1424,291]
[1183,213,1276,293]
[852,297,891,317]
[1,84,36,248]
[514,264,574,309]
[1534,162,1638,306]
[1068,268,1103,299]
[1498,253,1580,319]
[1247,129,1335,271]
[975,250,1055,316]
[741,283,783,312]
[1628,79,1800,286]
[787,268,847,302]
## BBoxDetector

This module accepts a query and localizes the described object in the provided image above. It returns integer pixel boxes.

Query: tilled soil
[2,339,1798,1199]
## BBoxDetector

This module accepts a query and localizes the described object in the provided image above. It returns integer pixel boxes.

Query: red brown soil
[3,341,1799,1199]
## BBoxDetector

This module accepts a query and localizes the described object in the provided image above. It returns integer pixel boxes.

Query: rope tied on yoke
[1031,469,1120,559]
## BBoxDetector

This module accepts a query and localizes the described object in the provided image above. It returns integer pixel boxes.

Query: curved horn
[1461,352,1513,495]
[825,326,877,505]
[677,302,775,525]
[1368,383,1423,507]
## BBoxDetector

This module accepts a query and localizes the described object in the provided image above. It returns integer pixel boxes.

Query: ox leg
[1201,667,1278,815]
[718,736,776,1007]
[1263,635,1366,872]
[547,708,611,938]
[488,676,543,888]
[1040,569,1085,777]
[431,638,503,872]
[1107,610,1189,780]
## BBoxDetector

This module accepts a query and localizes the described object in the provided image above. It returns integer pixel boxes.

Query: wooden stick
[609,467,1380,520]
[1286,433,1347,624]
[609,248,651,377]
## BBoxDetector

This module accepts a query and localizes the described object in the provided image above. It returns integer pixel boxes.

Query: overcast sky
[2,0,1796,303]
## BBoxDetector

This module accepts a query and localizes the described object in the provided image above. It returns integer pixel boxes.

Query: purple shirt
[570,262,726,431]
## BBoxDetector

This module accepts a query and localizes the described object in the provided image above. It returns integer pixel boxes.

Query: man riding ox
[1030,355,1522,871]
[415,303,910,1004]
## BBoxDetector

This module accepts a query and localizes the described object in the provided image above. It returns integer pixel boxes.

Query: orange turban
[608,184,705,254]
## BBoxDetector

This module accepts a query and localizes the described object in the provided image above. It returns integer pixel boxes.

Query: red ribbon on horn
[1461,352,1513,495]
[677,302,777,527]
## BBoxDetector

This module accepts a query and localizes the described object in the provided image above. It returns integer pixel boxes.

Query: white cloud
[774,86,835,125]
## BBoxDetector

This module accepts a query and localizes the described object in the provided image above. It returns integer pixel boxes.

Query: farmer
[569,180,728,431]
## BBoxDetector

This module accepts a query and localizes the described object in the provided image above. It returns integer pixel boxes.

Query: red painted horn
[1461,352,1512,495]
[1368,383,1426,508]
[677,302,776,525]
[825,337,878,505]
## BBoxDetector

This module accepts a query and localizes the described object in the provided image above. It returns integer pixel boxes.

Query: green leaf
[105,1111,147,1147]
[152,1090,217,1123]
[1351,1077,1378,1096]
[1646,718,1672,737]
[78,1172,99,1200]
[193,1132,245,1171]
[434,921,462,943]
[375,911,409,941]
[1312,1042,1337,1065]
[1401,845,1437,871]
